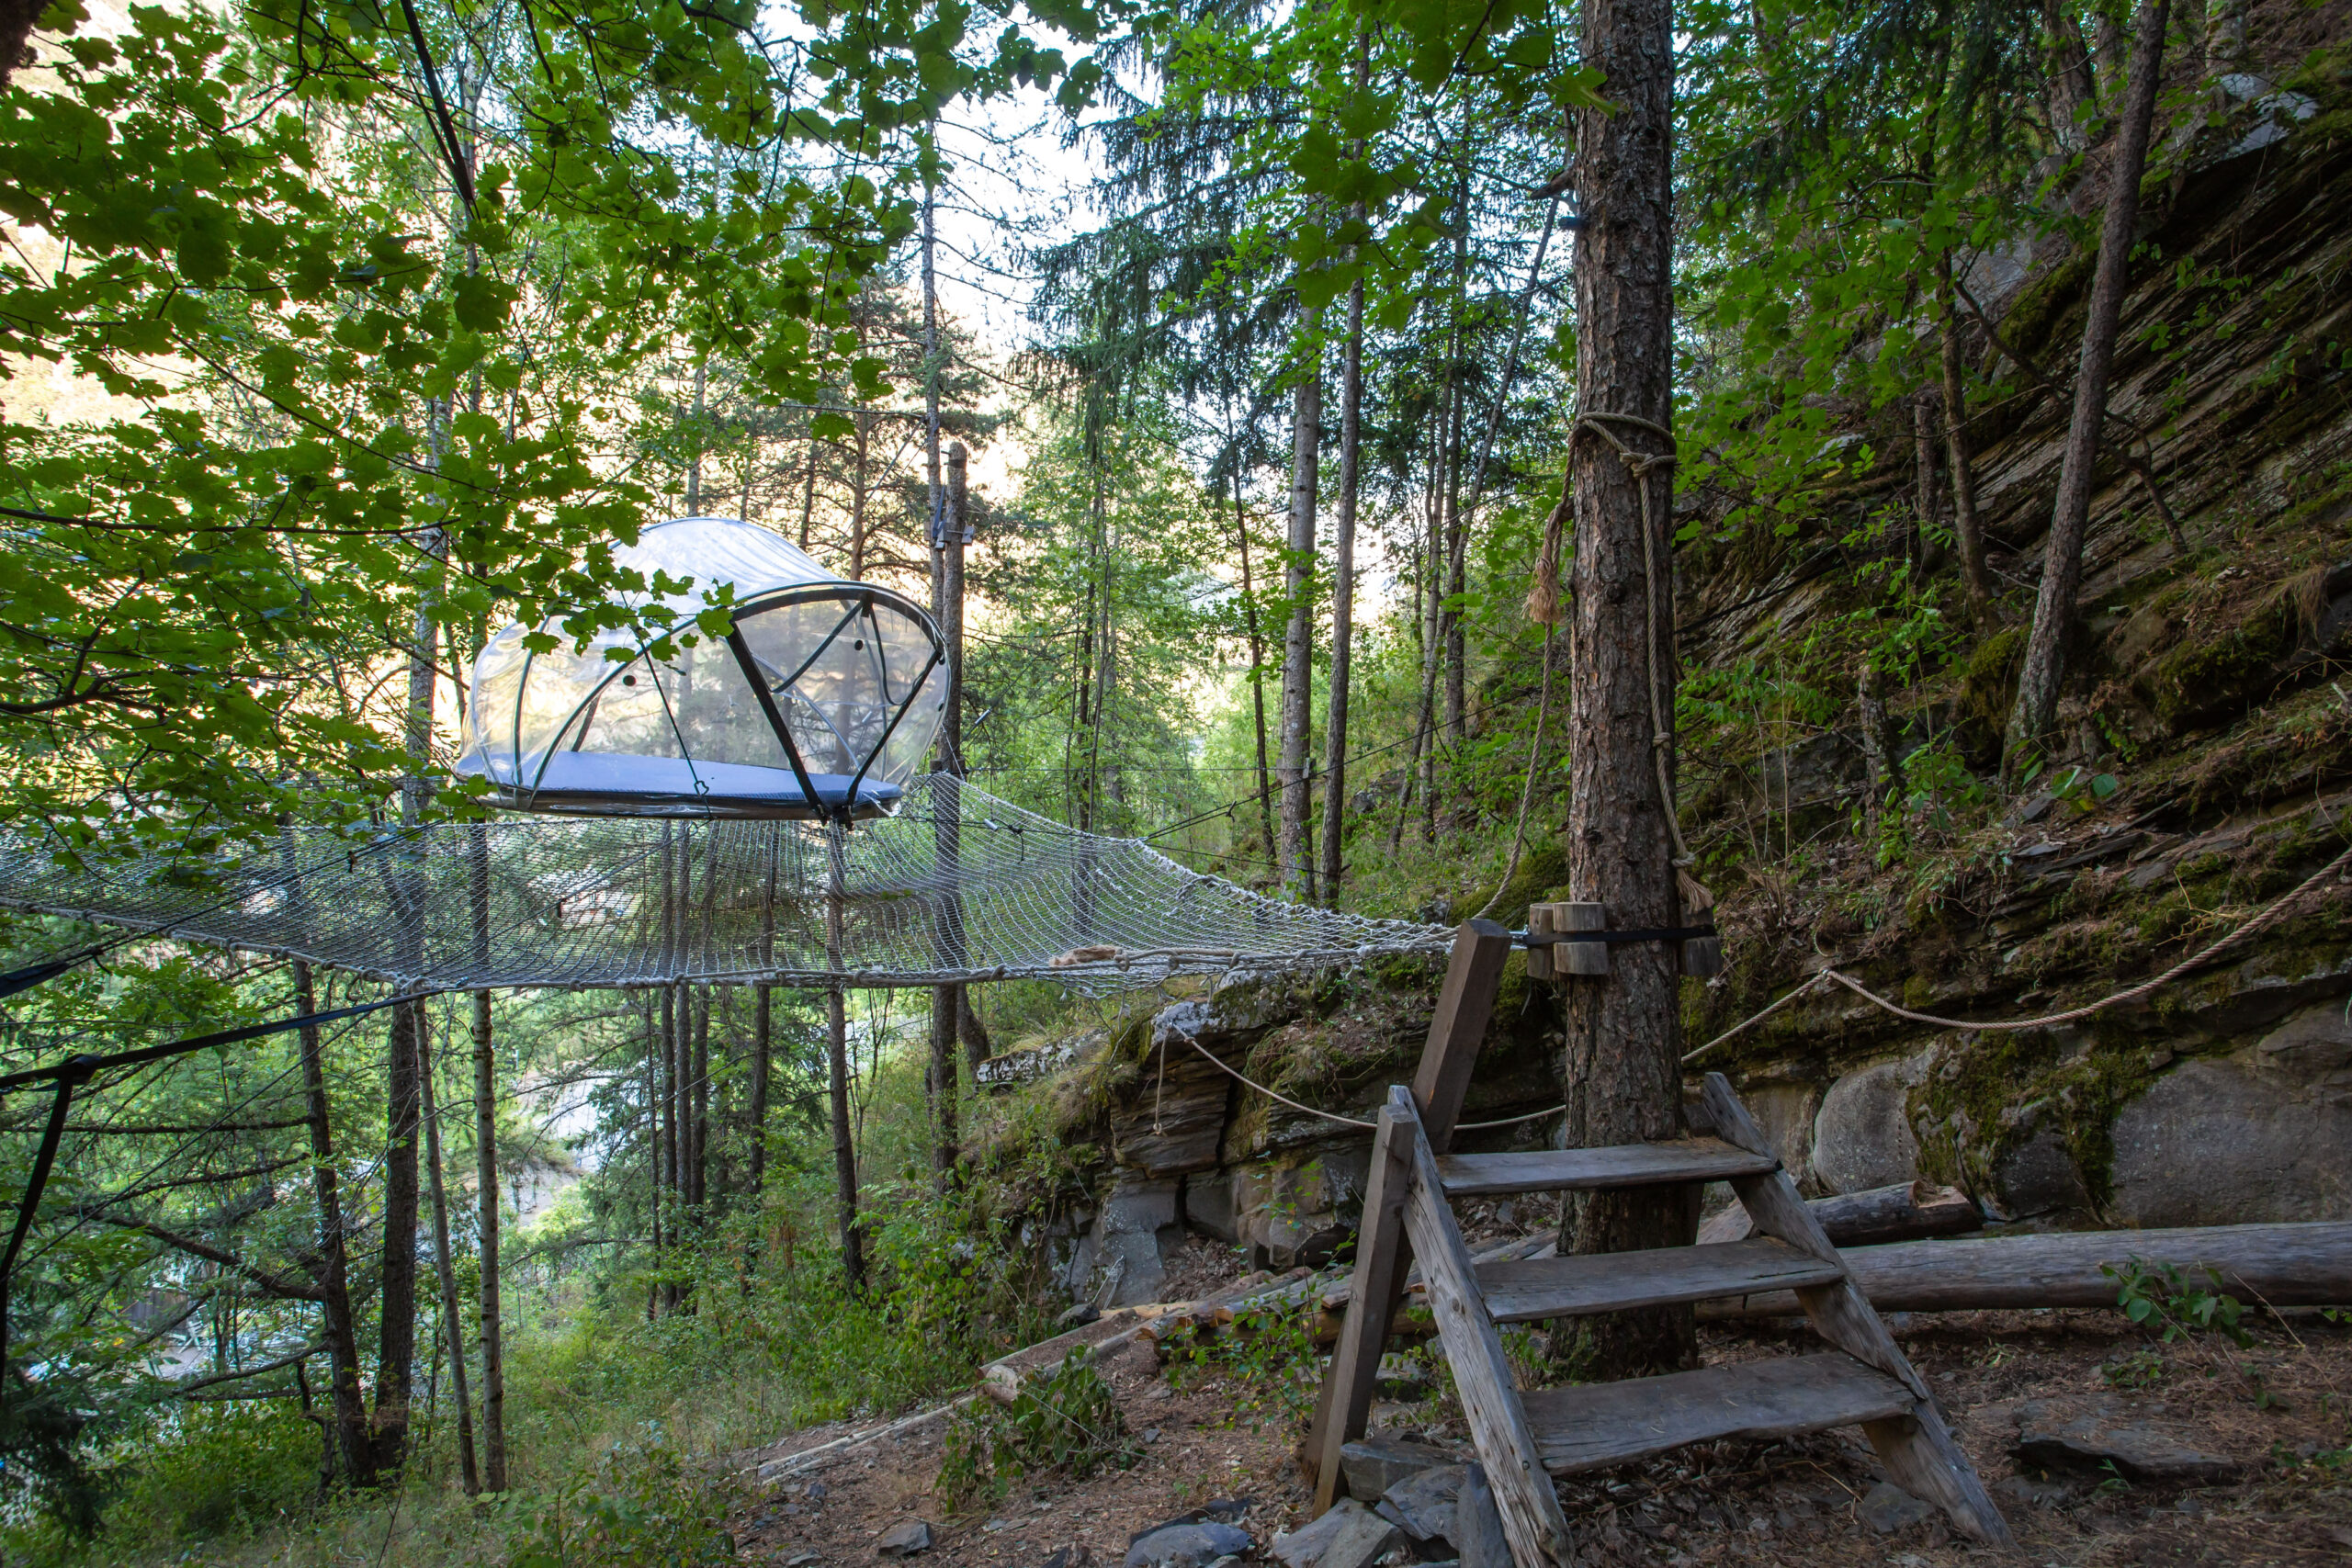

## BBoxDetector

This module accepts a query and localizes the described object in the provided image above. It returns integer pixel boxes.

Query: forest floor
[723,1302,2352,1568]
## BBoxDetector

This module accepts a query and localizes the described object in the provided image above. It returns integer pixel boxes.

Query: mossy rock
[1958,625,2028,759]
[2138,591,2304,733]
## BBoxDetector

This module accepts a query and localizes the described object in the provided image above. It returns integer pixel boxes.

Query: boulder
[1376,1464,1463,1545]
[1067,1179,1182,1307]
[1114,1042,1233,1177]
[1184,1169,1241,1243]
[1991,1127,2095,1222]
[877,1520,935,1557]
[2012,1399,2246,1484]
[1452,1464,1509,1568]
[1737,1080,1821,1191]
[1812,1054,1928,1194]
[1339,1436,1452,1501]
[1271,1500,1399,1568]
[1233,1150,1371,1269]
[1124,1523,1251,1568]
[2109,1049,2352,1227]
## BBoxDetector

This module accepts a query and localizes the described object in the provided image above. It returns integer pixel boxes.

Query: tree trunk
[684,359,707,513]
[931,442,967,1179]
[1935,253,1996,625]
[1561,0,1694,1379]
[2006,0,2169,772]
[1442,196,1470,751]
[957,988,991,1077]
[471,988,506,1490]
[750,983,773,1190]
[692,987,710,1214]
[1911,389,1940,572]
[657,980,677,1314]
[293,960,378,1490]
[415,1015,480,1496]
[2041,0,2098,148]
[1228,462,1277,862]
[372,1000,423,1473]
[1279,333,1321,900]
[1322,271,1364,908]
[826,843,863,1287]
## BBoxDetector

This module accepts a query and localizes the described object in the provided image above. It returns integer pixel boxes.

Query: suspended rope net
[0,775,1452,994]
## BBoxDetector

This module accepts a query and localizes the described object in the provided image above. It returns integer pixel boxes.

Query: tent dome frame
[459,518,949,825]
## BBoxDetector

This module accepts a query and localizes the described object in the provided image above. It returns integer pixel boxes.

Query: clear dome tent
[458,517,948,820]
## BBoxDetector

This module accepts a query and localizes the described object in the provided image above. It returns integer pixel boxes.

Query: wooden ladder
[1303,921,2009,1567]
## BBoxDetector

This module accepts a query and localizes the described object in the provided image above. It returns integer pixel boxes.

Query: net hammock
[0,775,1452,994]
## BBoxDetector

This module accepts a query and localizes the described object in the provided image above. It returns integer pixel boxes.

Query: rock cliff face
[1672,52,2352,1237]
[1005,46,2352,1304]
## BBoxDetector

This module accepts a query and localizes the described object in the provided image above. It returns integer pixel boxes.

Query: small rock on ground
[877,1519,935,1557]
[2011,1399,2247,1484]
[1272,1499,1402,1568]
[1858,1483,1933,1534]
[1124,1521,1253,1568]
[1377,1465,1464,1545]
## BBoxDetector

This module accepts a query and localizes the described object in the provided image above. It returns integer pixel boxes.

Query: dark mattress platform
[458,752,904,818]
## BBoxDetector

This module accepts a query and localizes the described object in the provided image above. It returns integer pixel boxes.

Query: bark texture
[1322,274,1363,908]
[1562,0,1695,1377]
[2007,0,2169,769]
[415,1021,480,1495]
[472,988,506,1490]
[1279,336,1321,899]
[371,1001,422,1472]
[293,961,377,1490]
[1936,254,1996,624]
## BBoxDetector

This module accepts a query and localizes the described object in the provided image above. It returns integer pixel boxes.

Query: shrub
[936,1354,1136,1511]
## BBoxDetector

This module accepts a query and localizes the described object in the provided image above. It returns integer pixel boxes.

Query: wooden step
[1521,1353,1917,1475]
[1436,1137,1778,1197]
[1476,1237,1845,1323]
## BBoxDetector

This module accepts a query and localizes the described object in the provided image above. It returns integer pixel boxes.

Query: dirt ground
[727,1303,2352,1568]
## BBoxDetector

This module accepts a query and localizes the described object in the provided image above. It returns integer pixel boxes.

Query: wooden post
[1394,1090,1576,1568]
[1306,919,1510,1504]
[1524,904,1555,983]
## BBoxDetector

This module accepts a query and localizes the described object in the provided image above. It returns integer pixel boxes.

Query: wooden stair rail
[1307,1050,2013,1565]
[1303,917,1512,1510]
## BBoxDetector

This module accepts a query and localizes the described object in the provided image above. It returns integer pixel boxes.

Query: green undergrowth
[936,1354,1136,1512]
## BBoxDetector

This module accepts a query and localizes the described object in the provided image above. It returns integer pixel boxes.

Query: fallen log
[1699,1181,1982,1248]
[1697,1220,2352,1320]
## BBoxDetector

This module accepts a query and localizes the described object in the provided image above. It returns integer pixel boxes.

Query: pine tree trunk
[1279,331,1321,899]
[293,961,378,1490]
[750,983,773,1190]
[2007,0,2169,771]
[1322,271,1364,908]
[472,988,507,1490]
[1936,253,1996,625]
[372,999,423,1472]
[957,989,991,1077]
[415,1017,480,1495]
[1561,0,1696,1379]
[1228,465,1277,862]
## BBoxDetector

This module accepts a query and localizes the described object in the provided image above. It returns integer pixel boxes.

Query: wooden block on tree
[1557,901,1609,976]
[1524,905,1555,982]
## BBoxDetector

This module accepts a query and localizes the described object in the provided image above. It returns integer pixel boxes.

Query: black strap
[1516,924,1717,946]
[0,996,410,1095]
[0,994,417,1384]
[0,946,107,1001]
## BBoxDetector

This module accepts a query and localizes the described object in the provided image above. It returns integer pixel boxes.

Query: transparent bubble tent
[458,517,949,821]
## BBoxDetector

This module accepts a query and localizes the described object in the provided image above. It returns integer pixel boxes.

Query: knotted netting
[0,776,1452,993]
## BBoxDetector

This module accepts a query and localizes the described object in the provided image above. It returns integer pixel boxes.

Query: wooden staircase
[1303,921,2008,1567]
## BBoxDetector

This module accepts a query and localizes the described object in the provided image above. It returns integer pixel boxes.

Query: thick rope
[1162,1030,1567,1134]
[1685,836,2352,1060]
[1472,626,1557,921]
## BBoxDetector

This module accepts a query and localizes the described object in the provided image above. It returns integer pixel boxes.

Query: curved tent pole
[726,630,824,810]
[841,645,944,816]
